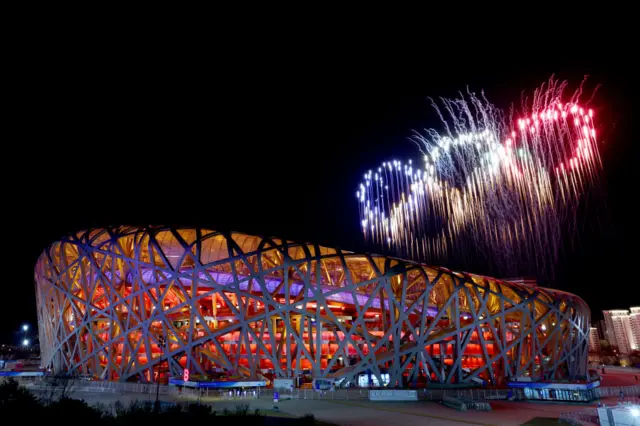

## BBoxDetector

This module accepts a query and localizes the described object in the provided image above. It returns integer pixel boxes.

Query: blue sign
[168,378,266,389]
[0,371,44,377]
[200,380,266,389]
[274,391,279,401]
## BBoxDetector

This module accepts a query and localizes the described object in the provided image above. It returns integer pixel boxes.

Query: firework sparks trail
[356,78,602,278]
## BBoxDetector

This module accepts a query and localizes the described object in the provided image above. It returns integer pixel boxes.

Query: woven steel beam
[35,227,590,385]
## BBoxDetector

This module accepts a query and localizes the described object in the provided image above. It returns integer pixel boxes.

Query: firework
[356,78,601,278]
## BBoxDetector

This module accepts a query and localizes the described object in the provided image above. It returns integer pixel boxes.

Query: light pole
[21,324,30,350]
[155,336,166,411]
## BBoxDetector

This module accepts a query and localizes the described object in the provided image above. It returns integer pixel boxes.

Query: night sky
[3,58,635,344]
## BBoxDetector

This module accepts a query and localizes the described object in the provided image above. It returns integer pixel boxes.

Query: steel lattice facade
[35,226,590,385]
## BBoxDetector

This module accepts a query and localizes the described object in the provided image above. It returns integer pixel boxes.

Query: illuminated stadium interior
[35,227,590,386]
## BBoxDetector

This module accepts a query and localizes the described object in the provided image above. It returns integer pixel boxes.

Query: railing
[289,388,369,400]
[23,376,639,409]
[589,365,640,374]
[77,380,170,395]
[261,387,512,402]
[596,385,640,399]
[171,387,264,400]
[420,388,512,401]
[25,378,170,395]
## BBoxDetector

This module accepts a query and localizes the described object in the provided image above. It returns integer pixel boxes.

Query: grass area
[2,378,328,425]
[262,407,337,424]
[520,417,562,425]
[261,409,295,418]
[324,399,495,425]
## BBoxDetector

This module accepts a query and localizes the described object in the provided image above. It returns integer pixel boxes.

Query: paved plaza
[27,368,640,426]
[53,389,627,426]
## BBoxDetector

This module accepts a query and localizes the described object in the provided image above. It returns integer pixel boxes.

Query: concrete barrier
[442,396,467,411]
[369,390,418,401]
[458,396,492,411]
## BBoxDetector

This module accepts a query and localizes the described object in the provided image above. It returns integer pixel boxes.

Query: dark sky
[3,53,635,344]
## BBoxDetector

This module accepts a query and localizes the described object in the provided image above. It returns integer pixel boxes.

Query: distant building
[588,327,601,353]
[603,309,636,354]
[630,307,640,351]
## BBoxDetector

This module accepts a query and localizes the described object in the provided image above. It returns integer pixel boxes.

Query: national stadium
[35,226,590,387]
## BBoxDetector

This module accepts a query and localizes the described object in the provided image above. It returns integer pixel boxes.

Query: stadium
[35,226,590,387]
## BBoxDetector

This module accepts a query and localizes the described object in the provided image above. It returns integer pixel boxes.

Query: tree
[0,378,43,418]
[43,372,78,403]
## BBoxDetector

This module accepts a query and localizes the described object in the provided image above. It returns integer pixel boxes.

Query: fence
[596,385,640,399]
[369,390,418,401]
[75,380,170,395]
[420,388,512,401]
[280,386,636,403]
[558,409,599,425]
[288,388,369,401]
[170,386,265,401]
[19,376,639,406]
[265,387,511,402]
[589,365,640,374]
[24,378,170,395]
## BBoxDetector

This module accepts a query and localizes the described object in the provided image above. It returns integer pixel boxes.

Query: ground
[57,391,632,426]
[29,367,640,426]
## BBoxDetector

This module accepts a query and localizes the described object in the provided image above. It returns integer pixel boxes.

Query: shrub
[0,378,43,417]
